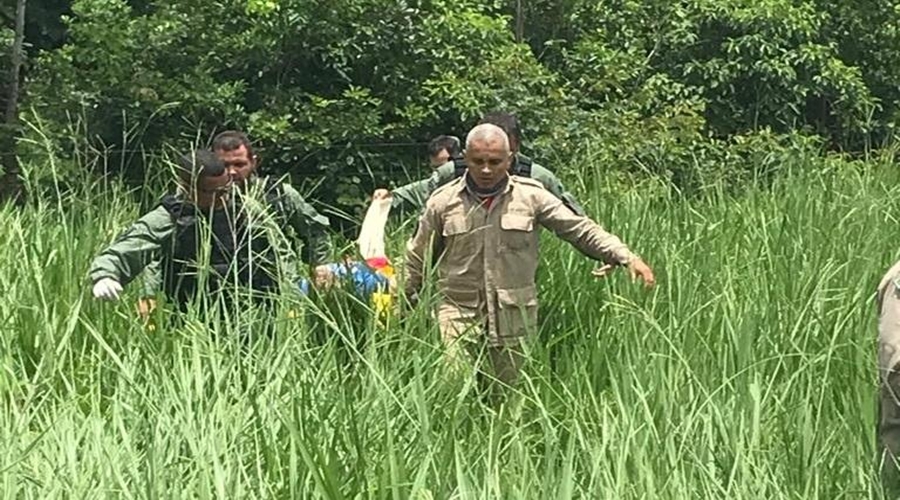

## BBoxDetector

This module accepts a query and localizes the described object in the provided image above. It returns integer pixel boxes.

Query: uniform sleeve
[88,207,175,286]
[280,183,331,265]
[140,260,163,297]
[391,178,432,211]
[404,199,444,296]
[533,189,635,266]
[391,163,457,212]
[532,165,586,216]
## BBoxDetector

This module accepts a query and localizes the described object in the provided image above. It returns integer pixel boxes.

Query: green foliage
[1,148,894,497]
[17,0,900,206]
[25,0,572,216]
[552,0,881,143]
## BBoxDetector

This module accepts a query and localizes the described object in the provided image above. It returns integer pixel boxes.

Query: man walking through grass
[89,149,296,316]
[404,123,655,402]
[136,130,332,316]
[213,130,330,267]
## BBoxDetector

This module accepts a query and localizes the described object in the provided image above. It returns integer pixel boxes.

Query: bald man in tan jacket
[405,124,655,400]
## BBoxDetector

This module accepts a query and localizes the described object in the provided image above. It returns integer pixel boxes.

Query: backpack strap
[159,194,196,225]
[249,176,288,217]
[512,154,533,177]
[265,179,286,214]
[452,156,467,179]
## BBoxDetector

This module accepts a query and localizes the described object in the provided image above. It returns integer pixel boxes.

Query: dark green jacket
[89,177,330,297]
[390,154,586,216]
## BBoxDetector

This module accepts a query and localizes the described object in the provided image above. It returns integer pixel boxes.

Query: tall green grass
[0,152,897,498]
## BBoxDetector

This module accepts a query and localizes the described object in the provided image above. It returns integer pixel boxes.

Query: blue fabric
[297,262,390,298]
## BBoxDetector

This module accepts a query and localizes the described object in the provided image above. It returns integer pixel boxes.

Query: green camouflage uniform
[390,154,586,216]
[89,177,330,300]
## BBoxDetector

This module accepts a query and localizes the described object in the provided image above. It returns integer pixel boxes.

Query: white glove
[92,278,123,301]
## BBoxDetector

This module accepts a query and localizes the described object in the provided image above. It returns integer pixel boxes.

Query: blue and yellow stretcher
[297,194,395,317]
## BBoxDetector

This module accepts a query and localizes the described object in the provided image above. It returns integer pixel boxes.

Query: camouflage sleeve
[391,162,457,212]
[534,188,635,266]
[531,165,586,216]
[391,178,431,210]
[280,183,331,266]
[88,207,175,286]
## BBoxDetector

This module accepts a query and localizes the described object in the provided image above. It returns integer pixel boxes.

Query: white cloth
[358,196,392,260]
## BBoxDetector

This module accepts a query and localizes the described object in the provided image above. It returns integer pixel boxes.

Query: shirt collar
[458,172,513,195]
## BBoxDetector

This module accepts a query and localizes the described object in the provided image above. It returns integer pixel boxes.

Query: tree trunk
[515,0,524,43]
[0,0,26,206]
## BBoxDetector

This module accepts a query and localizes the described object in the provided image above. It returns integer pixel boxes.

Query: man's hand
[92,278,123,301]
[628,258,656,288]
[372,188,391,201]
[591,259,656,288]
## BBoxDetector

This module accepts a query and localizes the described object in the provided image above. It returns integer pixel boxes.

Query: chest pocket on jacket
[441,213,475,258]
[500,214,535,251]
[442,214,469,237]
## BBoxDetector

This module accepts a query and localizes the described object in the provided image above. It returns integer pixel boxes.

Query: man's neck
[465,174,509,200]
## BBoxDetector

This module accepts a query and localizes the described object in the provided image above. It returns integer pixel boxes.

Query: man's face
[430,148,451,168]
[464,138,512,189]
[216,145,257,187]
[194,170,232,208]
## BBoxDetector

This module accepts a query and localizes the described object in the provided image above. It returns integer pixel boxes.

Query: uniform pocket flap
[500,214,533,232]
[496,285,538,308]
[441,287,481,307]
[442,215,469,236]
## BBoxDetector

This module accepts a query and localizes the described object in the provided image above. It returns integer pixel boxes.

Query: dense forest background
[2,0,899,213]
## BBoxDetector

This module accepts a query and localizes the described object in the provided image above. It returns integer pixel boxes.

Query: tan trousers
[878,261,900,496]
[436,302,527,398]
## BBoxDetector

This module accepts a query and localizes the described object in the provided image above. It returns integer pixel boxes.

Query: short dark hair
[212,130,255,158]
[175,149,225,183]
[427,135,461,158]
[477,112,521,143]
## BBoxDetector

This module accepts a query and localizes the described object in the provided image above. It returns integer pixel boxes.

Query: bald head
[478,112,521,153]
[464,124,513,190]
[465,124,510,153]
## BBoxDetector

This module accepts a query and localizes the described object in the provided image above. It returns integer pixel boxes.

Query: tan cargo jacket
[406,174,636,341]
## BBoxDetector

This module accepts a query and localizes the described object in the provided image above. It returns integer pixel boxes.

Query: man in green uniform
[427,135,462,168]
[212,130,330,264]
[136,131,332,315]
[90,148,323,316]
[406,124,655,401]
[381,112,585,217]
[90,150,251,307]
